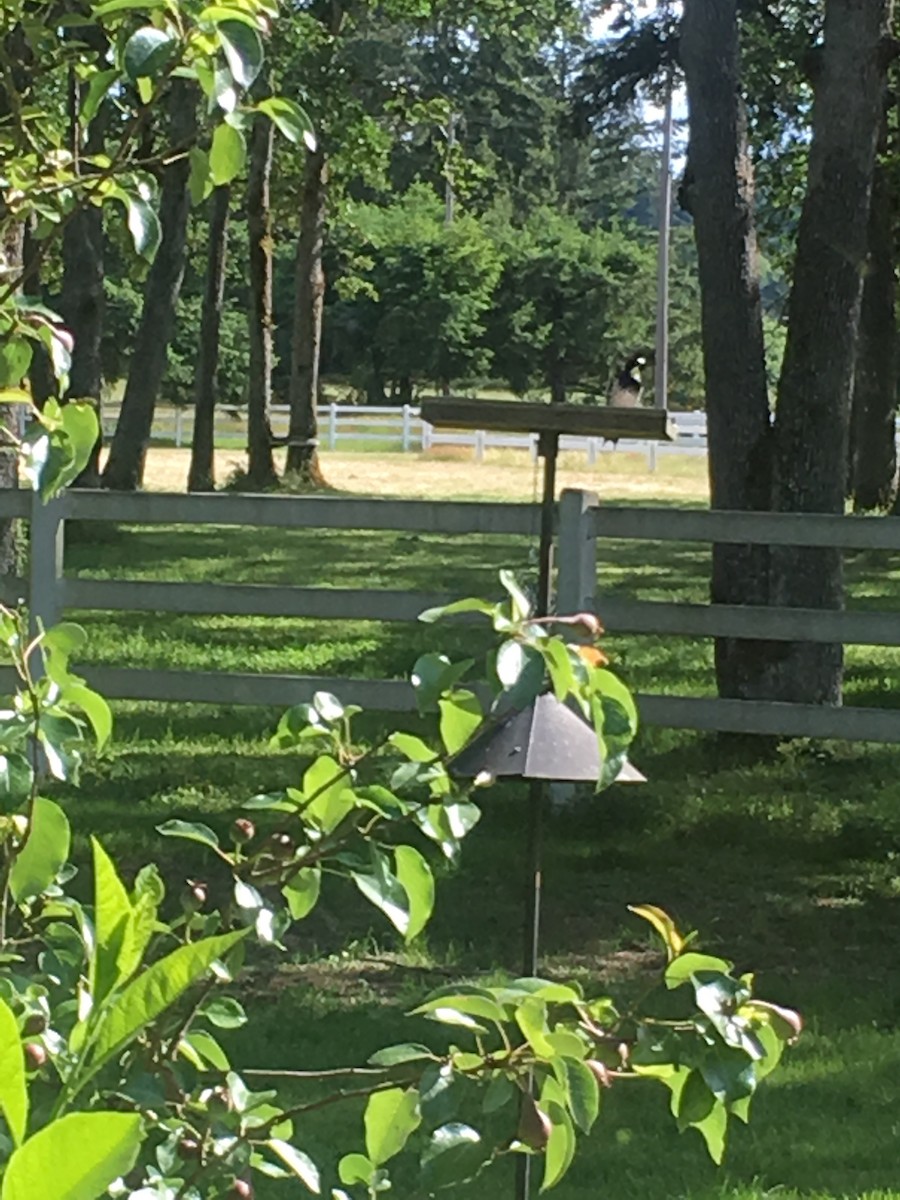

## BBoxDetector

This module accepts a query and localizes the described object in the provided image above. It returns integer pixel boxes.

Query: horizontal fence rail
[98,402,900,473]
[4,486,900,743]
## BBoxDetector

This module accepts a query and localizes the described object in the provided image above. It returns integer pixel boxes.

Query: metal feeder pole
[517,430,559,1200]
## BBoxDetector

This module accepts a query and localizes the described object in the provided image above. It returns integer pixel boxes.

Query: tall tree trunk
[245,114,277,489]
[188,185,230,492]
[286,147,327,483]
[0,223,23,580]
[61,208,105,485]
[23,219,56,410]
[769,0,893,704]
[102,80,196,491]
[850,114,897,511]
[680,0,774,701]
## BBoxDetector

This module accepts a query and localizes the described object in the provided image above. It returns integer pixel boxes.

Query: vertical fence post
[175,408,183,448]
[648,441,657,473]
[588,437,598,467]
[29,491,64,644]
[556,488,598,615]
[475,428,486,463]
[328,403,338,450]
[402,404,411,452]
[422,421,432,452]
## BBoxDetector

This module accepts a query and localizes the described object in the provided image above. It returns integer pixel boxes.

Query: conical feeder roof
[448,691,644,784]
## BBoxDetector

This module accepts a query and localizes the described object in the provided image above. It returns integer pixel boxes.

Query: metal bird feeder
[421,397,673,1200]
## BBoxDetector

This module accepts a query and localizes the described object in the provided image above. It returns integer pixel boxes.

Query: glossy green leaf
[200,996,247,1029]
[1,1112,142,1200]
[700,1046,756,1106]
[515,997,555,1058]
[188,148,212,205]
[414,991,507,1025]
[0,753,33,808]
[282,867,321,920]
[558,1058,599,1133]
[257,96,317,150]
[60,684,111,750]
[494,644,545,715]
[186,1028,230,1070]
[156,818,220,850]
[394,844,434,940]
[209,121,246,186]
[126,194,161,260]
[95,0,166,13]
[499,569,531,621]
[352,850,409,935]
[218,19,263,87]
[303,755,354,833]
[267,1140,320,1192]
[689,1094,727,1164]
[410,652,473,713]
[418,597,496,623]
[421,1123,484,1191]
[368,1043,436,1067]
[338,1154,374,1186]
[123,25,177,81]
[80,68,119,125]
[0,998,27,1146]
[629,904,685,962]
[439,689,482,755]
[91,837,132,1002]
[389,732,434,762]
[590,669,638,737]
[10,797,70,902]
[364,1087,421,1166]
[543,637,577,702]
[80,930,246,1087]
[665,952,732,990]
[541,1098,575,1191]
[0,340,32,389]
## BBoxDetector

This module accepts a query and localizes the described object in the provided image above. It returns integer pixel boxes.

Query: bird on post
[608,353,647,407]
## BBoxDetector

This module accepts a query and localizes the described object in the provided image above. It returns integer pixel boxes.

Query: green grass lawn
[42,493,900,1199]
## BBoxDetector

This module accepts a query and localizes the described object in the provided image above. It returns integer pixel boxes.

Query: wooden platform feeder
[422,398,674,1200]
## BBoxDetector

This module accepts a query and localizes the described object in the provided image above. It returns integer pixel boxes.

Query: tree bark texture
[286,147,327,483]
[770,0,893,704]
[23,219,56,409]
[102,80,196,491]
[188,185,230,493]
[680,0,774,700]
[0,223,23,579]
[245,115,278,489]
[850,121,897,511]
[61,208,105,485]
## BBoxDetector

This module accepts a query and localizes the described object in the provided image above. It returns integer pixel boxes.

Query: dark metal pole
[516,432,559,1200]
[535,432,559,620]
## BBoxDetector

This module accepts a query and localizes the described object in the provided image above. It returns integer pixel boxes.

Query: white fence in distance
[99,403,712,469]
[7,485,900,743]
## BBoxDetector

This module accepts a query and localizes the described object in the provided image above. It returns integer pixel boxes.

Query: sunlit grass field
[47,445,900,1198]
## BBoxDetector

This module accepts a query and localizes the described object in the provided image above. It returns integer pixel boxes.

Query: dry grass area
[122,445,710,504]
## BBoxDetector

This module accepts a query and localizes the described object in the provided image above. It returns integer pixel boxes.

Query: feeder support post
[557,489,598,616]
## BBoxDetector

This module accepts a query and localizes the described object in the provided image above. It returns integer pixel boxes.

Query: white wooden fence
[99,403,711,469]
[6,486,900,742]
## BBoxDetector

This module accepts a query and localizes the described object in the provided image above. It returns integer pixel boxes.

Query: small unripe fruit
[268,832,293,857]
[24,1042,47,1070]
[180,879,207,912]
[586,1059,612,1088]
[571,612,604,638]
[232,818,256,845]
[231,1179,253,1198]
[517,1096,552,1150]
